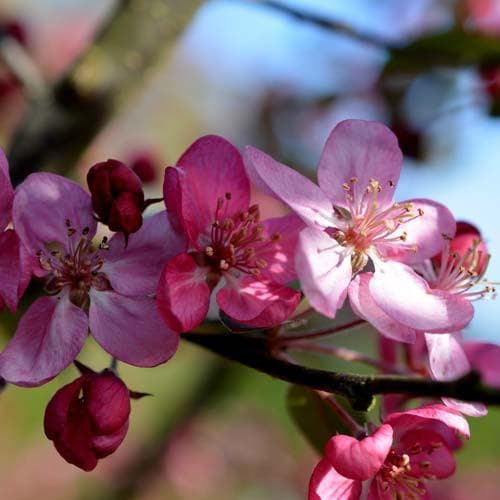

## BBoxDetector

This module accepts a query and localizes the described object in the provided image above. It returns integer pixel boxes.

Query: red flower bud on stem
[44,367,131,471]
[87,159,145,237]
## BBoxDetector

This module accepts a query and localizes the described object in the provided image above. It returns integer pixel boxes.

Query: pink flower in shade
[0,148,32,312]
[0,173,184,387]
[354,222,494,416]
[157,135,303,333]
[309,404,469,500]
[44,363,131,471]
[245,119,464,337]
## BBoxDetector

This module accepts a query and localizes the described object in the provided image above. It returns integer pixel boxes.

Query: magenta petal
[257,213,304,284]
[379,199,456,264]
[296,227,352,318]
[89,290,179,367]
[102,211,187,296]
[0,147,13,231]
[166,136,250,245]
[317,120,402,209]
[13,173,96,254]
[217,276,300,327]
[325,424,393,481]
[309,458,362,500]
[156,253,211,332]
[369,260,474,333]
[348,273,416,343]
[92,420,129,458]
[464,341,500,387]
[0,229,23,311]
[0,294,88,387]
[244,146,334,228]
[385,404,470,440]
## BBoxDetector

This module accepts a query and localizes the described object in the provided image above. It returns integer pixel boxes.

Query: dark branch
[184,332,500,411]
[251,0,394,49]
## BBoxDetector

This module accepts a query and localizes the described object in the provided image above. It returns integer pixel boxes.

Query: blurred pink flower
[157,135,302,332]
[246,119,461,337]
[0,173,182,387]
[44,364,130,471]
[309,404,469,500]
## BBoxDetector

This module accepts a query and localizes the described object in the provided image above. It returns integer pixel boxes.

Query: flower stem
[276,319,366,343]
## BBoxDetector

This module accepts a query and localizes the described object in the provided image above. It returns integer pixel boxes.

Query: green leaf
[286,385,369,453]
[385,30,500,75]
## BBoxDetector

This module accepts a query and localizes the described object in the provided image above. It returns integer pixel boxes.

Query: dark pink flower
[0,173,184,387]
[0,148,32,312]
[87,159,145,237]
[129,151,158,184]
[309,404,469,500]
[44,365,130,471]
[157,135,303,332]
[245,119,462,335]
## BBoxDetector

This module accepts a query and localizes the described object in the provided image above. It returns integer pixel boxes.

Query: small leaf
[287,385,369,453]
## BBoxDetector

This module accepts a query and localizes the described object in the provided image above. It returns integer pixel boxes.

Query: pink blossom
[157,135,303,333]
[0,173,184,387]
[245,119,461,334]
[309,404,469,500]
[44,363,131,471]
[0,148,32,312]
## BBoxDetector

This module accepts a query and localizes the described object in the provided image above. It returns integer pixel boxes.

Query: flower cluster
[0,119,496,497]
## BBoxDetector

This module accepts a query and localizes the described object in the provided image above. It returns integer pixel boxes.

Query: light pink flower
[157,135,303,333]
[0,148,32,312]
[309,404,469,500]
[245,119,462,334]
[0,173,184,387]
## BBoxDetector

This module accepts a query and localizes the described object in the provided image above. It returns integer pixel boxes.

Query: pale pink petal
[257,213,305,284]
[89,290,179,367]
[0,293,88,387]
[217,276,300,327]
[378,199,456,264]
[325,424,393,481]
[0,147,13,231]
[463,341,500,387]
[13,173,96,254]
[384,404,470,440]
[102,211,187,296]
[165,136,250,245]
[348,273,416,343]
[244,146,334,228]
[309,458,362,500]
[317,120,402,209]
[0,229,23,311]
[424,333,487,417]
[296,227,352,318]
[369,260,473,333]
[156,253,211,332]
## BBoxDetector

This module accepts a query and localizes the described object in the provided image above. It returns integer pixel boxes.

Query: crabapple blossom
[87,159,145,237]
[0,172,183,387]
[0,148,31,312]
[309,404,469,500]
[157,135,303,332]
[44,363,132,471]
[245,119,465,336]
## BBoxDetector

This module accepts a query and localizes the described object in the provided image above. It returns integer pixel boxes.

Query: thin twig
[276,319,366,342]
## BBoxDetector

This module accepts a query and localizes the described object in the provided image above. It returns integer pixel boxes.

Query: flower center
[200,193,280,281]
[328,177,423,272]
[37,220,111,307]
[432,237,495,300]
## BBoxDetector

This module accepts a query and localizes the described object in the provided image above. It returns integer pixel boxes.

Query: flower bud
[87,159,145,236]
[44,369,131,471]
[129,151,158,184]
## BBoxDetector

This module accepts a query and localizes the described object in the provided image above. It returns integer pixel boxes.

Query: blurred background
[0,0,499,498]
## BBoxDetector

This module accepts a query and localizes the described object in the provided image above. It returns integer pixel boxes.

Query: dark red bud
[87,159,145,236]
[5,20,27,45]
[44,370,131,471]
[129,152,158,183]
[480,64,500,99]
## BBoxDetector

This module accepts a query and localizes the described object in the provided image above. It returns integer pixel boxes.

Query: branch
[250,0,394,48]
[183,332,500,411]
[8,0,204,185]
